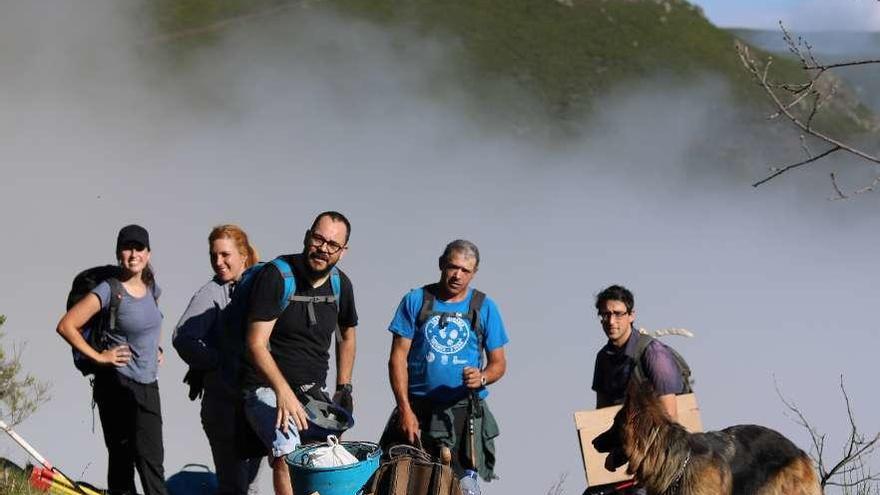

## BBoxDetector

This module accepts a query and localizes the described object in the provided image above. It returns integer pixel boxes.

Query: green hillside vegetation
[0,459,38,495]
[149,0,873,135]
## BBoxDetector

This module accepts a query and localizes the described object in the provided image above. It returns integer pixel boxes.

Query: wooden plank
[573,393,702,488]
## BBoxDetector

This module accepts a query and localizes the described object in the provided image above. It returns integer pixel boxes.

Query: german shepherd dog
[592,382,822,495]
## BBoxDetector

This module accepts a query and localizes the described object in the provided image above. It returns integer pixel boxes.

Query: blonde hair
[209,224,259,268]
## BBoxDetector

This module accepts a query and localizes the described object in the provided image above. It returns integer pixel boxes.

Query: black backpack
[66,265,123,376]
[416,284,487,357]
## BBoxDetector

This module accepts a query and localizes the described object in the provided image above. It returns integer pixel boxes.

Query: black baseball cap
[116,224,150,251]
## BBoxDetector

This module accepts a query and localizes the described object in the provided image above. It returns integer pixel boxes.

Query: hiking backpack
[219,256,342,385]
[627,332,694,393]
[362,444,462,495]
[416,285,487,363]
[66,265,124,376]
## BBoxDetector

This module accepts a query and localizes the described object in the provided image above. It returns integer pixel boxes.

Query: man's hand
[275,385,309,434]
[99,344,131,367]
[333,384,353,415]
[396,407,421,445]
[462,366,485,389]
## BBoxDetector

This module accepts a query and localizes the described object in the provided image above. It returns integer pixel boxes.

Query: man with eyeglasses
[592,285,685,420]
[242,211,357,495]
[381,239,509,487]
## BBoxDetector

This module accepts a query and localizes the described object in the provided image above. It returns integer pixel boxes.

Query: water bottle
[460,469,481,495]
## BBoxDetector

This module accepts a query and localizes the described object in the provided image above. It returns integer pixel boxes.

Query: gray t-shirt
[93,280,163,384]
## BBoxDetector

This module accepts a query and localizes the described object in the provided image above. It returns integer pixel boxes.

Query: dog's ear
[626,378,657,408]
[626,378,656,402]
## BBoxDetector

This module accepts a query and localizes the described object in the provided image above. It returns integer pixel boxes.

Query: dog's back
[711,425,820,495]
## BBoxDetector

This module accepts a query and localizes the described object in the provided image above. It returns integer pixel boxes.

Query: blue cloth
[92,281,162,384]
[389,288,509,402]
[243,387,303,458]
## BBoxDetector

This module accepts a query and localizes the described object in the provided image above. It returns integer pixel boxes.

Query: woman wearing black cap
[57,224,167,495]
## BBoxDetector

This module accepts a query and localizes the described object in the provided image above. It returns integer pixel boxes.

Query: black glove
[333,384,354,415]
[183,369,205,401]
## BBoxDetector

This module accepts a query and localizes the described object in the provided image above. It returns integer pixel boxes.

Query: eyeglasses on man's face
[597,310,630,321]
[307,231,345,254]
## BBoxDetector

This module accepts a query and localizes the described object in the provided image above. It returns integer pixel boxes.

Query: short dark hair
[595,285,634,313]
[311,211,351,243]
[438,239,480,269]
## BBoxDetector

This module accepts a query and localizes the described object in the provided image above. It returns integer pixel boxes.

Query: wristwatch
[480,374,487,387]
[337,383,353,393]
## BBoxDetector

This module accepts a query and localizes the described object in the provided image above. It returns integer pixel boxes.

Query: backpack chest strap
[289,294,338,326]
[423,310,468,330]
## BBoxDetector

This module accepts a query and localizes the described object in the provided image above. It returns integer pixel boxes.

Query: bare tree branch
[545,471,567,495]
[775,376,880,493]
[736,24,880,193]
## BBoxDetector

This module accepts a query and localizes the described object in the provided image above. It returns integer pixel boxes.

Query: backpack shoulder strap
[468,289,487,348]
[625,331,654,385]
[330,266,341,301]
[416,285,436,329]
[434,462,457,495]
[106,278,124,332]
[392,457,412,495]
[269,257,297,312]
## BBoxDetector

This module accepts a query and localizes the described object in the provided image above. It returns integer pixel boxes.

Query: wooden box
[573,394,703,488]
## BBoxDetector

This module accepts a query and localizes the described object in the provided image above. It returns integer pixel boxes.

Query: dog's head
[592,380,667,472]
[593,407,629,471]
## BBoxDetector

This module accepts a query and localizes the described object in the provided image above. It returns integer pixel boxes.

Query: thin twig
[752,145,840,187]
[830,173,848,200]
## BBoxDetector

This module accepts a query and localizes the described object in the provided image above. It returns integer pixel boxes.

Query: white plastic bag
[305,435,359,468]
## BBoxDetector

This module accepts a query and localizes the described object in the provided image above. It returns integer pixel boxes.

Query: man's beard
[303,249,336,278]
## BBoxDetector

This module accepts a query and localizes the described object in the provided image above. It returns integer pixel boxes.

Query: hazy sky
[695,0,880,30]
[1,2,878,495]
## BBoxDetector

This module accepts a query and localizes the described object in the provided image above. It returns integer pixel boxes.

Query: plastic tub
[166,464,218,495]
[286,441,381,495]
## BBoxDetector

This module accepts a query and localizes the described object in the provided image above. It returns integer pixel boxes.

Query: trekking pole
[1,419,98,495]
[1,418,52,469]
[467,392,479,471]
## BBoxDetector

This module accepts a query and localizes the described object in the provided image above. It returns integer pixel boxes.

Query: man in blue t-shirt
[382,239,509,482]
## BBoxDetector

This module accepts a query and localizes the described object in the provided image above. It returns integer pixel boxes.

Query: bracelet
[480,374,487,387]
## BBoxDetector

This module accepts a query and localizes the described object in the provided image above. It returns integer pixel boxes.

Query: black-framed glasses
[307,231,346,254]
[597,310,630,321]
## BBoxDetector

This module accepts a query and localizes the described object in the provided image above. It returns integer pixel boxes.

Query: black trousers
[93,371,167,495]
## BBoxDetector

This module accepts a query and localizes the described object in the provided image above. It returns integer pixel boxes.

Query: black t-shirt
[241,254,357,388]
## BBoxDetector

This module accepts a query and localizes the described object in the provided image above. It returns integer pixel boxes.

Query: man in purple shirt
[591,285,687,420]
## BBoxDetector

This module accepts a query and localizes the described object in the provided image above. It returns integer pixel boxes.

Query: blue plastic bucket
[286,441,381,495]
[166,464,218,495]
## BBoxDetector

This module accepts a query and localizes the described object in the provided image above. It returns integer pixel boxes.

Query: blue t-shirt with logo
[389,287,509,402]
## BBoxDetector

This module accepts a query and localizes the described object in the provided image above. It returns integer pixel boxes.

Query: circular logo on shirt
[424,314,470,355]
